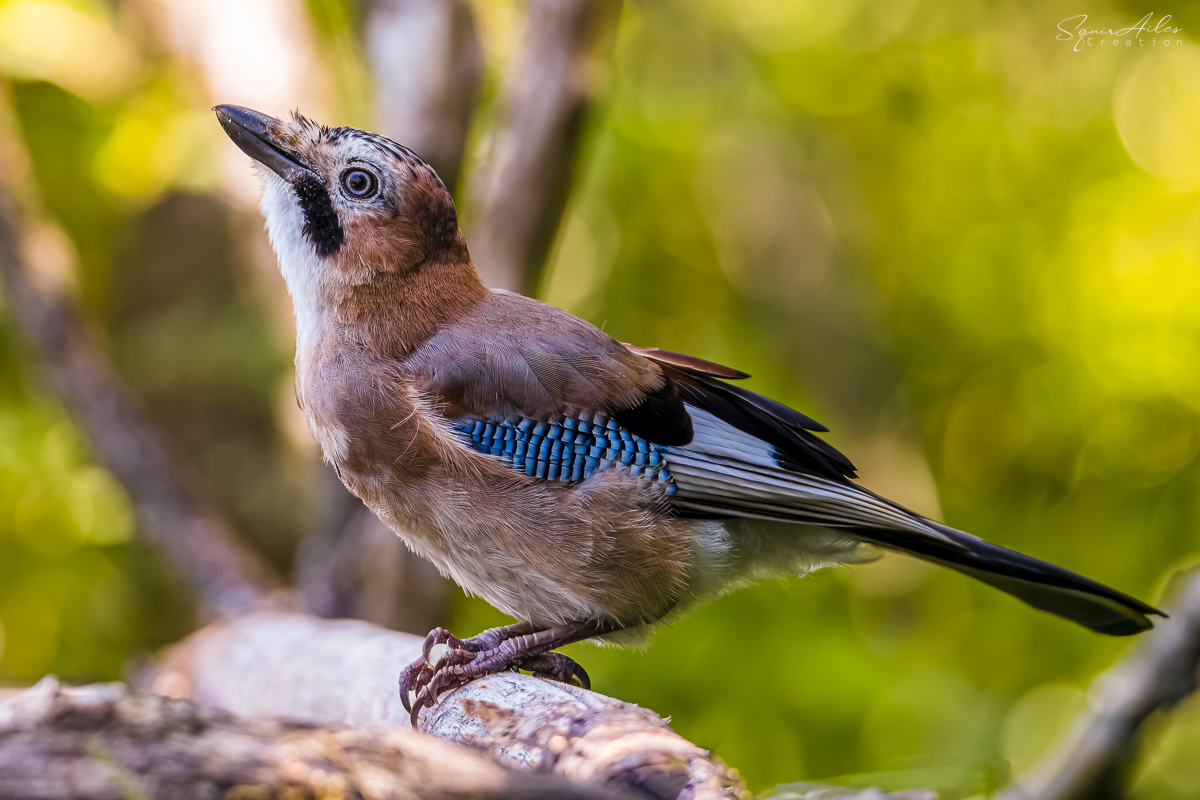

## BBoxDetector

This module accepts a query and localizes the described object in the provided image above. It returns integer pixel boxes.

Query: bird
[214,104,1164,726]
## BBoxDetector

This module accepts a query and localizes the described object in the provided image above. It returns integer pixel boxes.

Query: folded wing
[409,298,1163,637]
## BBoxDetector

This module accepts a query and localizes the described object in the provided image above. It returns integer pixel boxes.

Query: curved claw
[402,648,477,726]
[424,665,460,706]
[523,652,591,690]
[398,658,429,714]
[571,660,591,691]
[422,627,457,662]
[401,628,446,715]
[399,672,413,714]
[409,684,433,728]
[408,662,474,727]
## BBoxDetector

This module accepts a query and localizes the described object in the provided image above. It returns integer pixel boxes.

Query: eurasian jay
[214,105,1163,725]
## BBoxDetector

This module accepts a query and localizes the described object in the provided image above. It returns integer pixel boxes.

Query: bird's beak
[213,104,316,183]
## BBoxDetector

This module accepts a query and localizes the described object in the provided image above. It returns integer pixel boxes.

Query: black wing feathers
[618,345,855,479]
[864,520,1163,635]
[624,350,1163,635]
[611,375,694,446]
[663,366,856,480]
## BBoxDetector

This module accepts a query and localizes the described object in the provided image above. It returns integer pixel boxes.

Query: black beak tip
[212,106,233,136]
[212,104,274,136]
[212,104,309,180]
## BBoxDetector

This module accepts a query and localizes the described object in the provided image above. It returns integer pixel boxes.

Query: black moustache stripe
[293,175,344,257]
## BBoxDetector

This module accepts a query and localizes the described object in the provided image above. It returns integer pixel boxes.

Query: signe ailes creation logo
[1057,13,1183,51]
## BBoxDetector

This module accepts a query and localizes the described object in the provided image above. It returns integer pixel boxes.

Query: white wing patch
[668,406,957,545]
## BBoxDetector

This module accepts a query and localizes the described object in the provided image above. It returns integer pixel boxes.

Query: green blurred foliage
[0,0,304,685]
[3,0,1200,796]
[0,306,193,683]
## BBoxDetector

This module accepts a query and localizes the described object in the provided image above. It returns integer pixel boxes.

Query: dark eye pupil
[343,169,375,197]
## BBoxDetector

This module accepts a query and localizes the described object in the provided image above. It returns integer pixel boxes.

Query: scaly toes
[400,624,596,727]
[408,662,475,727]
[420,627,460,661]
[409,649,593,725]
[401,638,497,725]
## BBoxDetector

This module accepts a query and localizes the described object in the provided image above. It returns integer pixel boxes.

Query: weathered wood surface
[0,676,630,800]
[146,611,742,799]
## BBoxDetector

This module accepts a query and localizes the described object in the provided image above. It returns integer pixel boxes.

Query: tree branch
[143,611,742,800]
[0,89,278,617]
[0,676,631,800]
[468,0,623,293]
[1000,569,1200,800]
[770,787,934,800]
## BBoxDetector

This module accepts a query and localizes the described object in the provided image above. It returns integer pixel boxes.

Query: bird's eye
[340,168,378,199]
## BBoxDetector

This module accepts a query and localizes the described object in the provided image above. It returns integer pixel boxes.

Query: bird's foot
[399,622,596,728]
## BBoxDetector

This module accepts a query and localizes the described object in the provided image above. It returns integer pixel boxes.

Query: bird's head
[214,105,482,353]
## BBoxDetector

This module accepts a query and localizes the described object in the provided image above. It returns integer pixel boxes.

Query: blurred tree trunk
[73,0,334,580]
[367,0,482,190]
[468,0,623,294]
[0,90,280,620]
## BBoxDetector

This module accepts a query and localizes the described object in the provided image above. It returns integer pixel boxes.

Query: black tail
[857,521,1164,636]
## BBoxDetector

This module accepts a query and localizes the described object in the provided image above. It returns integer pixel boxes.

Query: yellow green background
[2,0,1200,796]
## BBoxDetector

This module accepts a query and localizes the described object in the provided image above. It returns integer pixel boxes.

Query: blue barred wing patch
[452,405,955,537]
[451,411,677,493]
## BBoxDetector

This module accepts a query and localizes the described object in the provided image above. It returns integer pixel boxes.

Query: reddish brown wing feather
[623,345,751,380]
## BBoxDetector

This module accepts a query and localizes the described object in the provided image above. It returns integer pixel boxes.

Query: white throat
[257,168,329,354]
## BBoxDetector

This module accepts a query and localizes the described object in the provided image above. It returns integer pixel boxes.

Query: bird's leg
[400,619,616,727]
